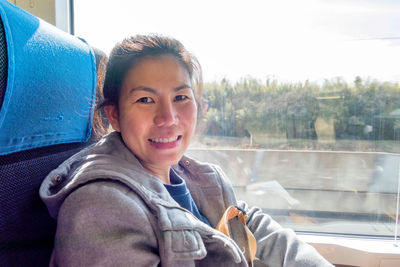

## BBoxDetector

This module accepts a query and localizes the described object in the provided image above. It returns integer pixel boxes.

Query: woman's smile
[148,135,181,143]
[148,135,182,149]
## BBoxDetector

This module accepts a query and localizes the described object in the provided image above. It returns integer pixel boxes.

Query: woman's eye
[175,95,188,101]
[137,97,154,103]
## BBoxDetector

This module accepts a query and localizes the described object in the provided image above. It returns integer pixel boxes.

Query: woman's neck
[141,162,171,184]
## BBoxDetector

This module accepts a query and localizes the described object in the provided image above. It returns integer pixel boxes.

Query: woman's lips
[148,135,182,149]
[149,136,179,143]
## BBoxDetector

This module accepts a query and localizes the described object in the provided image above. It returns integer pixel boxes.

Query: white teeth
[151,136,178,143]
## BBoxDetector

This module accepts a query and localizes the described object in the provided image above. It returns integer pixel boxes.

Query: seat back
[0,1,107,265]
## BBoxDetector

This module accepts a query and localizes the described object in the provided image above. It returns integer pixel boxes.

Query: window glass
[188,80,400,236]
[75,0,400,238]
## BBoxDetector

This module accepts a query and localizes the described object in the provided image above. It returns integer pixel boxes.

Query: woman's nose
[154,101,178,127]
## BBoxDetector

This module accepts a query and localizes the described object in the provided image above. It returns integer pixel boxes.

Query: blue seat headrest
[0,0,96,155]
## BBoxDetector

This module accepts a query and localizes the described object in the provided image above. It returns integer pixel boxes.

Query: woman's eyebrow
[174,84,192,92]
[129,86,157,95]
[128,84,192,95]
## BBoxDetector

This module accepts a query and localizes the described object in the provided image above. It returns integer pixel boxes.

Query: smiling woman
[103,40,199,183]
[39,34,333,266]
[71,3,400,266]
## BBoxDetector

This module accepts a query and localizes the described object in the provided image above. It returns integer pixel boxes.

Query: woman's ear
[104,104,121,132]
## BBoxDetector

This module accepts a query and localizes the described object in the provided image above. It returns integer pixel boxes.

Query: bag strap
[216,206,257,266]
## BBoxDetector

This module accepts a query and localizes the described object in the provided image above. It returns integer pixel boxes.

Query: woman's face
[106,54,198,174]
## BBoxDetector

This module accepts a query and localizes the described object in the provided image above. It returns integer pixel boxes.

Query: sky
[74,0,400,84]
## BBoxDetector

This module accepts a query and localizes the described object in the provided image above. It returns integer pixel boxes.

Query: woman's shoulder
[47,177,154,225]
[60,180,151,218]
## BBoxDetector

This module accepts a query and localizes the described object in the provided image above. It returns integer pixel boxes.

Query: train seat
[0,1,107,265]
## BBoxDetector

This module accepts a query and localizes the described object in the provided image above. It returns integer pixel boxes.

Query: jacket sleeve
[52,181,160,267]
[212,164,333,266]
[237,201,334,267]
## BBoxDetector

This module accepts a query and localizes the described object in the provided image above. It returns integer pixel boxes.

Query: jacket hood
[39,132,185,218]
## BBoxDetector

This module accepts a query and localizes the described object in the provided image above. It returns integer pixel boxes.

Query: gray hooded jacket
[40,132,333,267]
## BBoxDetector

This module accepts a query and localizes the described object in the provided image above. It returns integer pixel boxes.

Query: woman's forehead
[122,55,191,89]
[128,54,189,75]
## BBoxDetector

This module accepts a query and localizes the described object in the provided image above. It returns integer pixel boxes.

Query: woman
[40,34,333,266]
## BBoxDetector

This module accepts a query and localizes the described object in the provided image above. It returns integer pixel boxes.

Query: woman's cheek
[182,103,198,125]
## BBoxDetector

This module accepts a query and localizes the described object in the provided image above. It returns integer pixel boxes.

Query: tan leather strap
[216,206,257,266]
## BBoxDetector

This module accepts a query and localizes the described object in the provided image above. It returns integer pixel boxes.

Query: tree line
[198,77,400,142]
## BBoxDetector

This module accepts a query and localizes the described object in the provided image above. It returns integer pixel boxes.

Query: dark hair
[101,34,203,108]
[91,46,109,140]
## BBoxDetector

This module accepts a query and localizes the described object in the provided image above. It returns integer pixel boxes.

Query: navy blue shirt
[164,169,211,226]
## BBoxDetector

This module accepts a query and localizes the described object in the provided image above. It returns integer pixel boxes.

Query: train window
[74,0,400,240]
